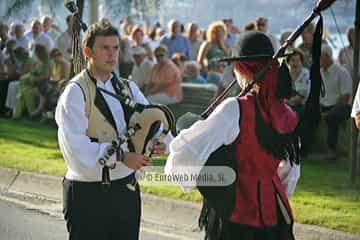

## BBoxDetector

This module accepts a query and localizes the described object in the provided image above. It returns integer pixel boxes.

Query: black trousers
[321,105,350,150]
[63,174,141,240]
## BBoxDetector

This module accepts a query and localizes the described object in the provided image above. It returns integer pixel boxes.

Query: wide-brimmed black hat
[220,31,283,62]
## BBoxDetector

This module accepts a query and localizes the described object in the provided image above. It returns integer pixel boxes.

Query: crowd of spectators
[0,15,357,160]
[0,16,71,122]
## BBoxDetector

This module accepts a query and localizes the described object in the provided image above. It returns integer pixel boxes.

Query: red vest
[229,94,294,227]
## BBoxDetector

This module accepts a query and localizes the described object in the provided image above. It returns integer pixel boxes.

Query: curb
[0,167,359,240]
[0,167,19,192]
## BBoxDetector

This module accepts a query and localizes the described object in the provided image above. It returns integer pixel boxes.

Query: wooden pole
[350,0,360,184]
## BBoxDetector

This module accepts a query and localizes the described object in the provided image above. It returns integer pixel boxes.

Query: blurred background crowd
[0,1,357,160]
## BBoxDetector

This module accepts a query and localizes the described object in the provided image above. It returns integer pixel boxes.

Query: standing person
[160,19,192,59]
[186,22,202,61]
[338,27,357,77]
[41,16,60,42]
[222,18,238,48]
[13,24,29,50]
[197,21,229,75]
[255,17,279,51]
[55,21,168,240]
[55,15,73,61]
[27,20,54,52]
[166,32,299,240]
[297,23,315,69]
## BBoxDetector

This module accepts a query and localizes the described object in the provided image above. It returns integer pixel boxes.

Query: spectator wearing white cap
[130,46,154,92]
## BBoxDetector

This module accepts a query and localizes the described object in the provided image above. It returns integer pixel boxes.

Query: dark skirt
[225,207,295,240]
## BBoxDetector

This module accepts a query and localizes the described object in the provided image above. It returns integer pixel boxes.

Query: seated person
[206,59,226,86]
[32,48,70,121]
[145,45,183,104]
[171,52,187,80]
[13,44,50,119]
[197,21,229,75]
[2,47,34,116]
[0,40,18,116]
[183,60,207,84]
[286,49,310,115]
[130,46,154,92]
[49,48,70,89]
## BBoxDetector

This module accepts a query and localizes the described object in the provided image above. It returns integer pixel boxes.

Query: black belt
[64,173,135,188]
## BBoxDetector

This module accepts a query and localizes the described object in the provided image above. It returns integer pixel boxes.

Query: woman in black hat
[166,31,297,240]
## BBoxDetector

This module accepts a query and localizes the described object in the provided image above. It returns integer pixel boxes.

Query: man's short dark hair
[82,21,119,49]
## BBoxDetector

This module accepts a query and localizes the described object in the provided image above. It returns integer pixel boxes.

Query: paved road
[0,199,190,240]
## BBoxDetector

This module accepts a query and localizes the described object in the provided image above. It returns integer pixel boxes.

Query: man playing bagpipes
[165,2,327,237]
[56,20,173,240]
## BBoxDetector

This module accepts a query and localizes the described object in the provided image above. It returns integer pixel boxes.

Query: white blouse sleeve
[165,97,240,186]
[352,84,360,118]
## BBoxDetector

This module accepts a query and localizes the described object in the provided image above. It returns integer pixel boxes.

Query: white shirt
[45,30,59,43]
[148,39,160,51]
[130,59,154,89]
[338,46,357,77]
[352,84,360,118]
[13,35,29,50]
[55,30,72,61]
[292,67,310,105]
[165,97,240,190]
[27,32,54,51]
[56,73,150,181]
[320,63,352,107]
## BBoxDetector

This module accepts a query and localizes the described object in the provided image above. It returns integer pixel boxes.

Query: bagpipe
[175,0,335,239]
[95,94,175,190]
[64,1,176,189]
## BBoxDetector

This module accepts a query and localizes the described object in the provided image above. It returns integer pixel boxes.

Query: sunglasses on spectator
[155,54,165,58]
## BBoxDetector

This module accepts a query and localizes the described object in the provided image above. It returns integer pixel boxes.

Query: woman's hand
[355,112,360,129]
